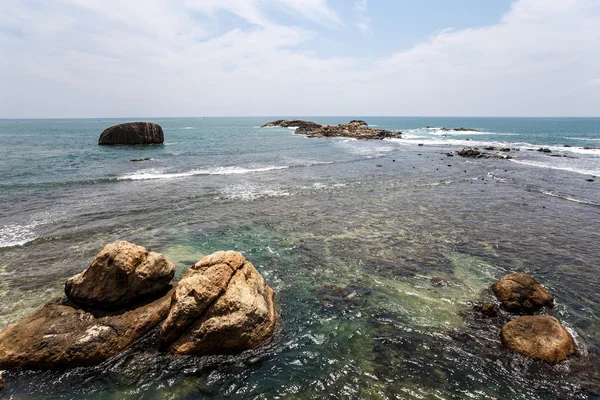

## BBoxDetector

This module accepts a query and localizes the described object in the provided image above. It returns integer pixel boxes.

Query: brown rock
[492,273,554,314]
[98,122,164,145]
[501,315,575,362]
[0,287,174,370]
[160,251,276,355]
[0,374,3,391]
[65,241,175,309]
[477,303,499,319]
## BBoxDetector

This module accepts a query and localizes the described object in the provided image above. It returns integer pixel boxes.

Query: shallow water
[0,118,599,399]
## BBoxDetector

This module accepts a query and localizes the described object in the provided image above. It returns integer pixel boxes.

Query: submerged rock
[476,303,499,319]
[492,273,554,314]
[501,315,575,362]
[98,122,164,145]
[65,241,175,309]
[160,251,276,355]
[0,287,174,369]
[457,148,483,158]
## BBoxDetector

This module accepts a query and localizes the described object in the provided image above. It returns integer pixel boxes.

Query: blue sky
[1,0,599,118]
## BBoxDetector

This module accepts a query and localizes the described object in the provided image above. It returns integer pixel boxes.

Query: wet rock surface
[501,315,575,362]
[0,287,174,369]
[160,251,276,355]
[65,241,175,309]
[98,122,164,145]
[492,272,554,314]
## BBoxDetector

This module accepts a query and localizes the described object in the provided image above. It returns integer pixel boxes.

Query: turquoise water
[0,117,599,399]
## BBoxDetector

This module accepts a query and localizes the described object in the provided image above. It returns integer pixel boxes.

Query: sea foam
[118,165,289,181]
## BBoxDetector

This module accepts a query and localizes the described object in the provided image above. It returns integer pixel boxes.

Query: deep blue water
[0,117,599,399]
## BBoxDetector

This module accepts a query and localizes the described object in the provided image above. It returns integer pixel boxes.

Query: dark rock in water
[484,146,497,151]
[159,251,276,356]
[492,273,554,314]
[65,241,175,309]
[501,315,575,362]
[537,147,552,153]
[0,287,175,369]
[564,144,572,147]
[130,157,152,162]
[261,119,321,130]
[586,178,595,182]
[453,127,479,132]
[476,303,499,319]
[0,374,3,391]
[458,148,483,158]
[98,122,163,145]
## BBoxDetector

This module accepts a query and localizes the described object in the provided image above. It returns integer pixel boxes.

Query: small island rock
[65,241,175,309]
[501,315,575,362]
[261,119,321,130]
[160,251,276,355]
[98,122,164,145]
[492,273,554,314]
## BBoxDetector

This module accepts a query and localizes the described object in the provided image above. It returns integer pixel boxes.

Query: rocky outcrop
[298,120,400,139]
[492,273,554,315]
[98,122,164,145]
[160,251,276,355]
[261,119,321,130]
[262,119,400,139]
[501,315,575,362]
[65,241,175,309]
[0,287,174,370]
[439,127,479,132]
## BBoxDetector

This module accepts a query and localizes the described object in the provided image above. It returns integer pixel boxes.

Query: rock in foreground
[65,241,175,309]
[262,119,401,140]
[492,273,554,314]
[98,122,164,145]
[501,315,575,362]
[160,251,276,355]
[0,288,174,369]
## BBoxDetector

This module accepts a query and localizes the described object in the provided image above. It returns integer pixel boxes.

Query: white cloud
[0,0,599,117]
[354,0,369,33]
[587,78,600,86]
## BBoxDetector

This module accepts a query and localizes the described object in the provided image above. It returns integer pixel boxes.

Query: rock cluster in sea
[490,273,575,362]
[0,242,276,372]
[262,119,401,139]
[98,122,164,145]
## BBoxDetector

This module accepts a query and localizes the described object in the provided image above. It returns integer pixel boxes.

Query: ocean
[0,117,599,399]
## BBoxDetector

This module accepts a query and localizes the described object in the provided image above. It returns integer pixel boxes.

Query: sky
[1,0,600,118]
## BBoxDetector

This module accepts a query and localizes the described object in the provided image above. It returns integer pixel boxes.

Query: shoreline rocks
[65,241,175,309]
[0,243,277,370]
[262,119,401,140]
[98,122,164,145]
[492,272,554,315]
[501,315,575,362]
[160,251,276,355]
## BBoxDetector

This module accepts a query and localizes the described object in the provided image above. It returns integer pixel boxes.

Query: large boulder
[0,287,175,369]
[492,273,554,314]
[65,241,175,309]
[160,251,276,355]
[501,315,575,362]
[98,122,164,145]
